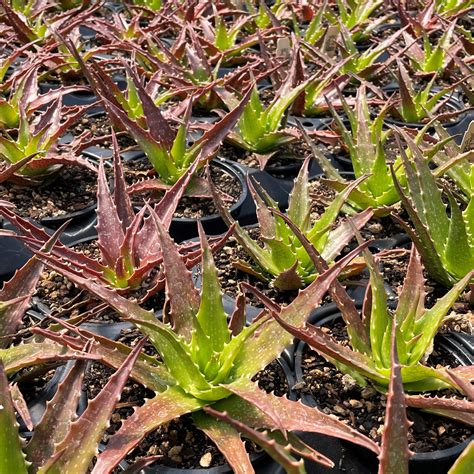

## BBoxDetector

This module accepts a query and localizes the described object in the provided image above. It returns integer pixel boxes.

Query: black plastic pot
[291,306,474,474]
[168,158,292,242]
[0,232,33,283]
[104,1,124,13]
[0,213,98,284]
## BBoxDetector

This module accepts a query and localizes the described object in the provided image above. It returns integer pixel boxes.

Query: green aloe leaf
[195,223,230,354]
[0,361,28,473]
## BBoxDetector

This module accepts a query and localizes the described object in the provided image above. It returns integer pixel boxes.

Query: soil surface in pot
[298,321,472,453]
[85,350,288,470]
[72,114,137,149]
[125,159,243,219]
[0,166,97,220]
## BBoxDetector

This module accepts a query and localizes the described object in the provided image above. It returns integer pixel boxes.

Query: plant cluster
[0,1,472,473]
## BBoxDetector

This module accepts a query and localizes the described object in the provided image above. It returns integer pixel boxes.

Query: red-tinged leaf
[92,387,205,473]
[28,85,91,114]
[396,244,425,331]
[396,60,417,122]
[122,456,163,474]
[10,383,33,431]
[0,360,28,473]
[0,219,68,347]
[247,176,276,239]
[96,159,124,270]
[126,63,175,149]
[233,241,374,377]
[272,315,384,383]
[40,339,147,473]
[149,206,199,341]
[447,370,474,400]
[273,261,303,291]
[2,341,99,376]
[128,175,225,200]
[271,209,370,353]
[218,384,379,454]
[192,411,254,474]
[111,131,134,230]
[23,153,98,174]
[26,357,88,469]
[204,406,305,474]
[406,396,474,425]
[378,322,411,474]
[0,153,37,183]
[229,290,246,336]
[405,395,474,415]
[320,207,374,262]
[32,326,173,392]
[196,83,253,160]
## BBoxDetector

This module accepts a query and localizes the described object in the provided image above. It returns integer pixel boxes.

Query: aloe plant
[0,66,88,129]
[221,45,341,160]
[325,0,389,42]
[337,23,405,78]
[272,219,473,391]
[31,216,379,472]
[0,97,97,184]
[200,9,254,52]
[392,129,474,286]
[212,157,373,290]
[69,43,252,186]
[390,60,464,123]
[402,22,461,74]
[306,85,404,212]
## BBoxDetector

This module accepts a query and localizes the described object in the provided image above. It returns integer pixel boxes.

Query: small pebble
[200,452,212,468]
